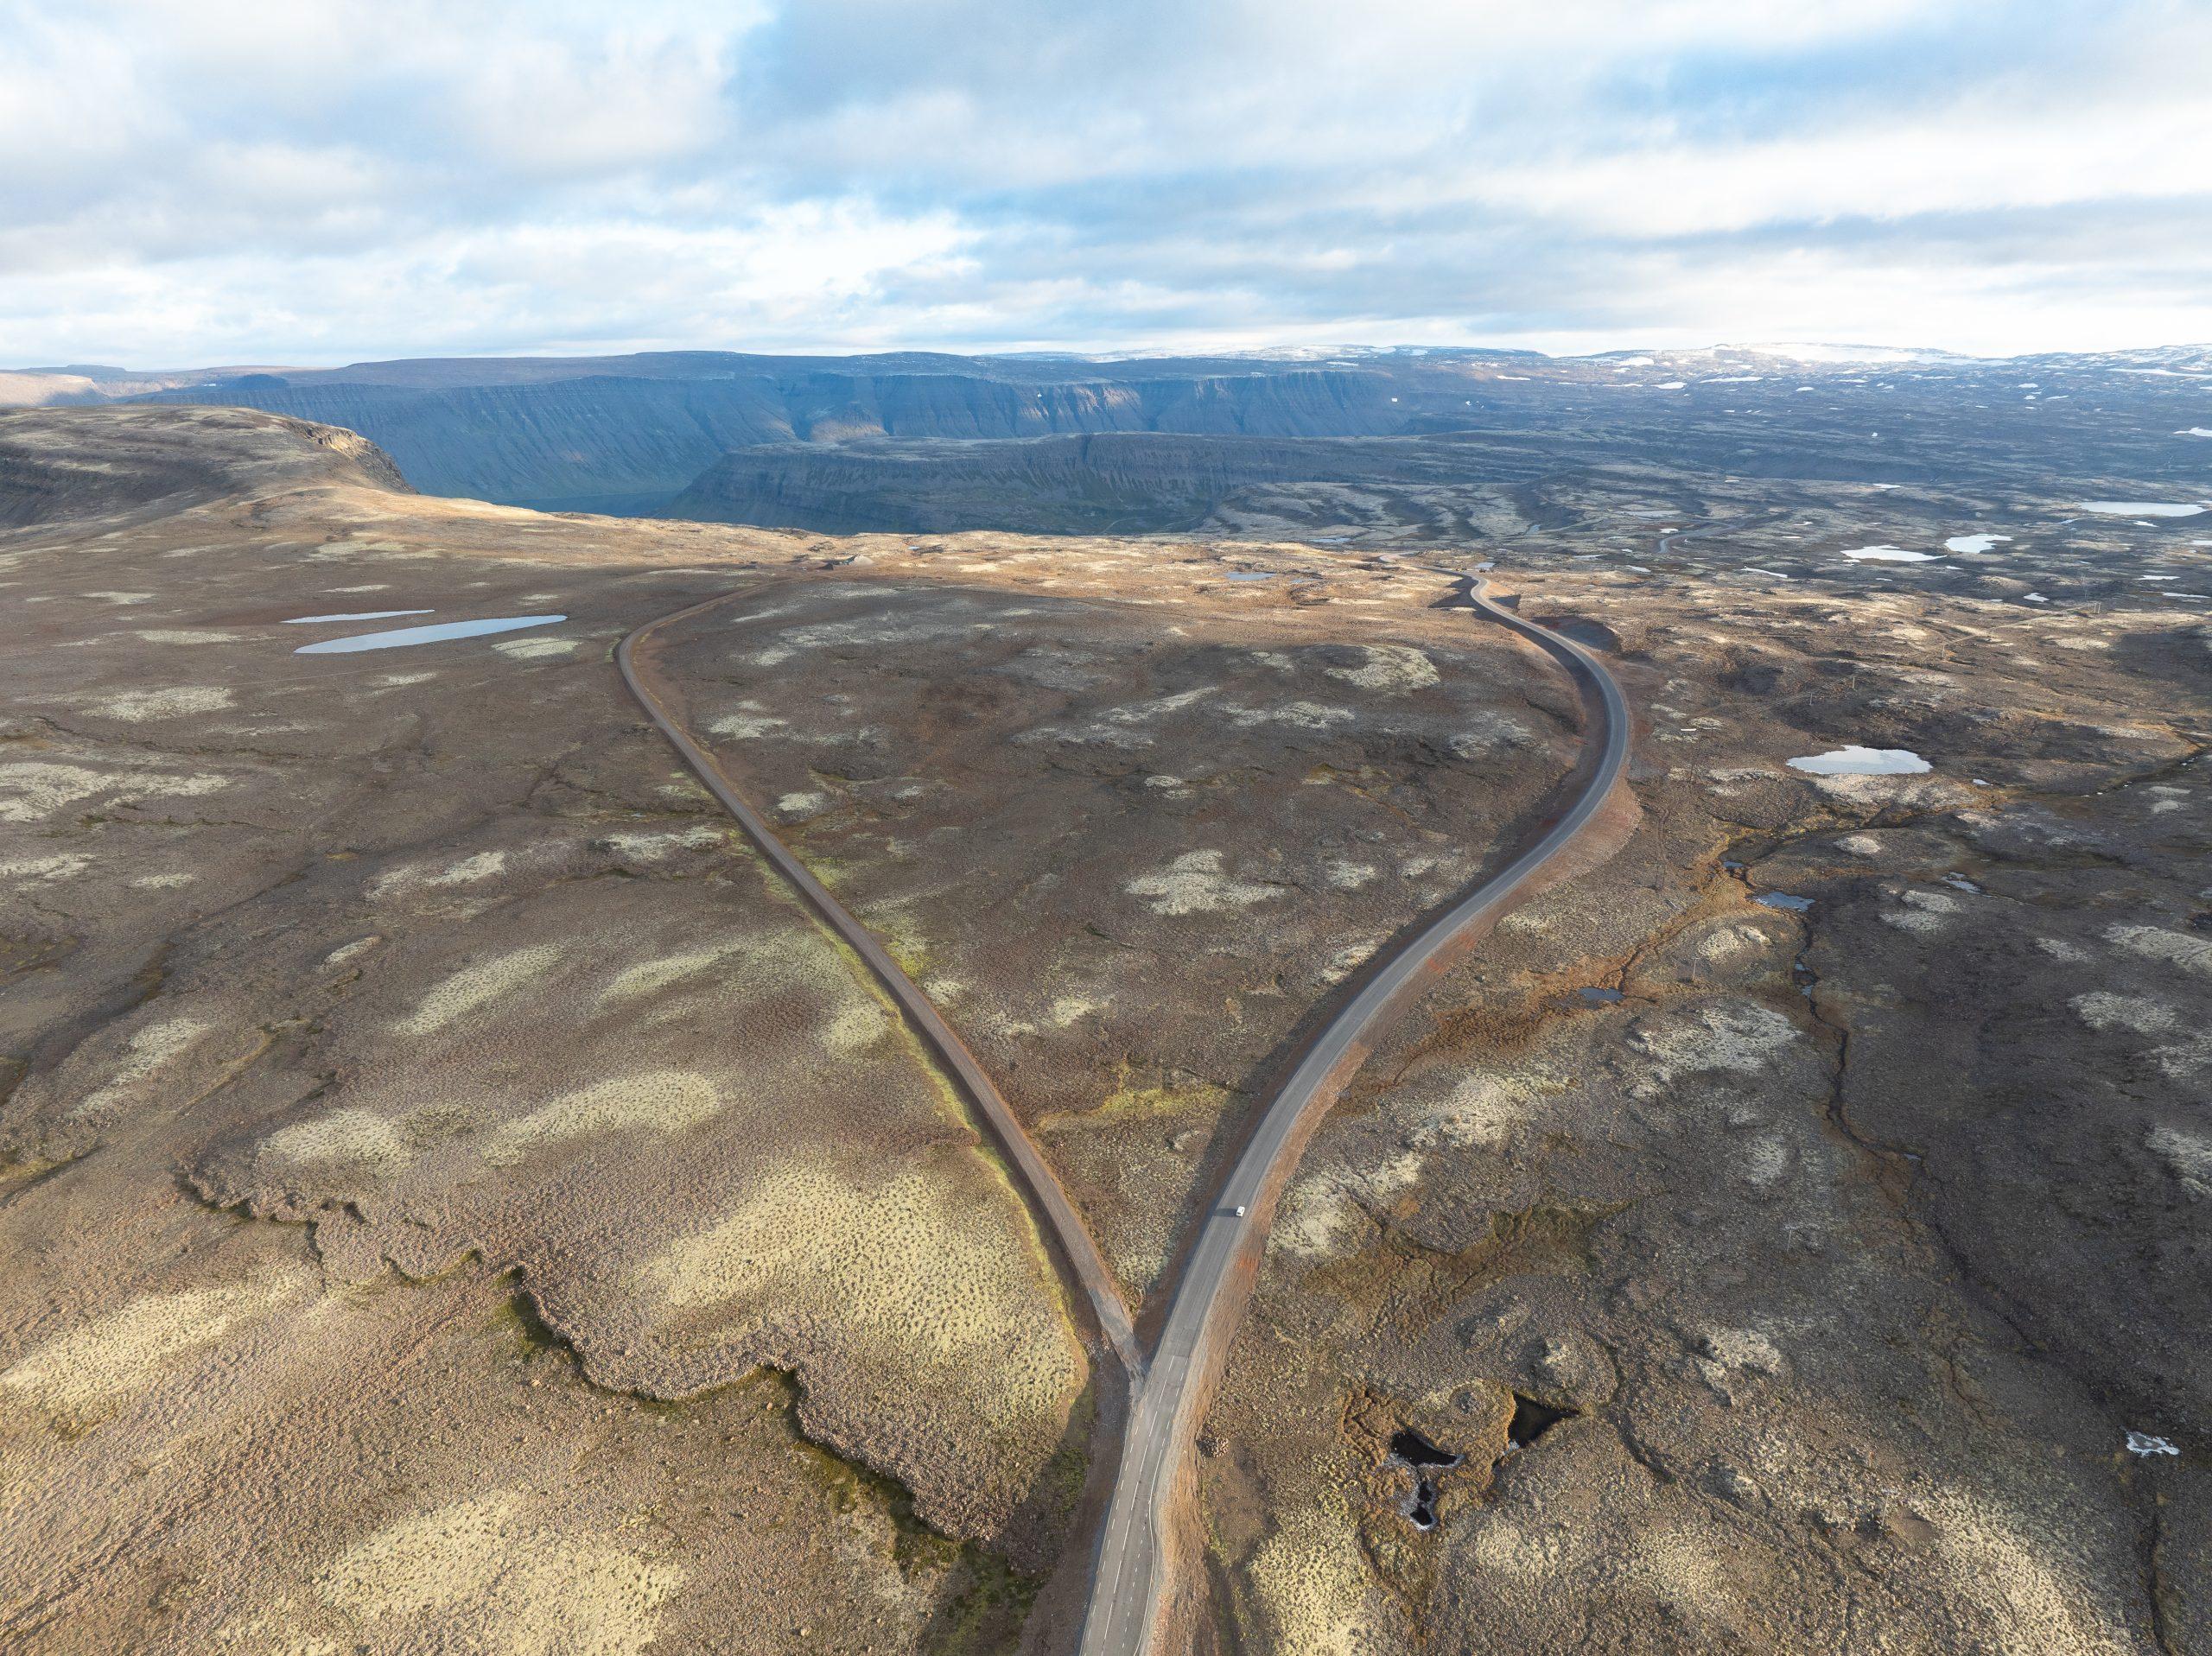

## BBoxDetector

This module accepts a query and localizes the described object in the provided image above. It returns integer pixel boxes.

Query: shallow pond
[294,615,567,655]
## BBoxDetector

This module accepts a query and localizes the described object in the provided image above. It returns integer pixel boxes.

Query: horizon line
[12,337,2212,378]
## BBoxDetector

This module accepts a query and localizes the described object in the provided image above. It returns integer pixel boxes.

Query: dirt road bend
[1073,574,1634,1656]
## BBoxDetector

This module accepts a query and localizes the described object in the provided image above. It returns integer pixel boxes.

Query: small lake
[294,615,568,655]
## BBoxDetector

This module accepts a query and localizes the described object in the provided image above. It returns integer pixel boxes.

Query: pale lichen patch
[643,1149,1084,1431]
[257,1106,416,1176]
[1325,644,1440,694]
[0,760,230,821]
[1246,1489,1395,1653]
[2106,923,2212,978]
[2070,992,2177,1035]
[90,685,236,720]
[72,1015,213,1118]
[1631,1000,1801,1081]
[0,1270,307,1418]
[402,945,563,1036]
[1125,848,1284,916]
[493,637,578,661]
[595,942,753,1008]
[480,1071,722,1166]
[310,1492,683,1656]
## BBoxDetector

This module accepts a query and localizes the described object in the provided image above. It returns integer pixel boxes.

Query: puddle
[1840,546,1937,562]
[1506,1395,1574,1450]
[1548,985,1625,1013]
[1224,571,1278,581]
[1943,534,2012,555]
[294,615,567,655]
[1754,891,1815,911]
[1388,1428,1463,1530]
[1788,746,1930,776]
[1484,1395,1581,1488]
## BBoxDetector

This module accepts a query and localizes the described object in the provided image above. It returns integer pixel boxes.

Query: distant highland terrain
[10,343,2208,533]
[667,430,1565,535]
[127,351,1427,511]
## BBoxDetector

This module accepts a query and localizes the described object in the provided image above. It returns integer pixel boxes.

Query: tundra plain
[1,394,2207,1653]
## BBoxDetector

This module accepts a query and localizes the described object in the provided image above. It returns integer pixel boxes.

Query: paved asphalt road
[617,588,1141,1370]
[1073,574,1633,1656]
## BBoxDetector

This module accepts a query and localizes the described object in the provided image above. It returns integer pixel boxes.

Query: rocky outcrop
[0,405,410,528]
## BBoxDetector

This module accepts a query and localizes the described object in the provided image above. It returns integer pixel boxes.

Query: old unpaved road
[619,593,1141,1371]
[621,574,1631,1654]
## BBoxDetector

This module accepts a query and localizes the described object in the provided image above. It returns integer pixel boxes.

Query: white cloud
[1,0,2208,361]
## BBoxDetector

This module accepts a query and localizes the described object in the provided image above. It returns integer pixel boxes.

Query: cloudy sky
[3,0,2209,365]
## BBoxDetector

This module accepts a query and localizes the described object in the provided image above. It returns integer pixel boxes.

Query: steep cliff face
[666,431,1486,533]
[137,365,1414,507]
[772,369,1406,445]
[107,343,2212,525]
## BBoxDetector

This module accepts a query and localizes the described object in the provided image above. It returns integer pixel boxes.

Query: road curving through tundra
[1072,574,1635,1656]
[619,570,1630,1656]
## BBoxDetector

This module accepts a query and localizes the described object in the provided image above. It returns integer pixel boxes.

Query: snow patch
[1788,746,1930,776]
